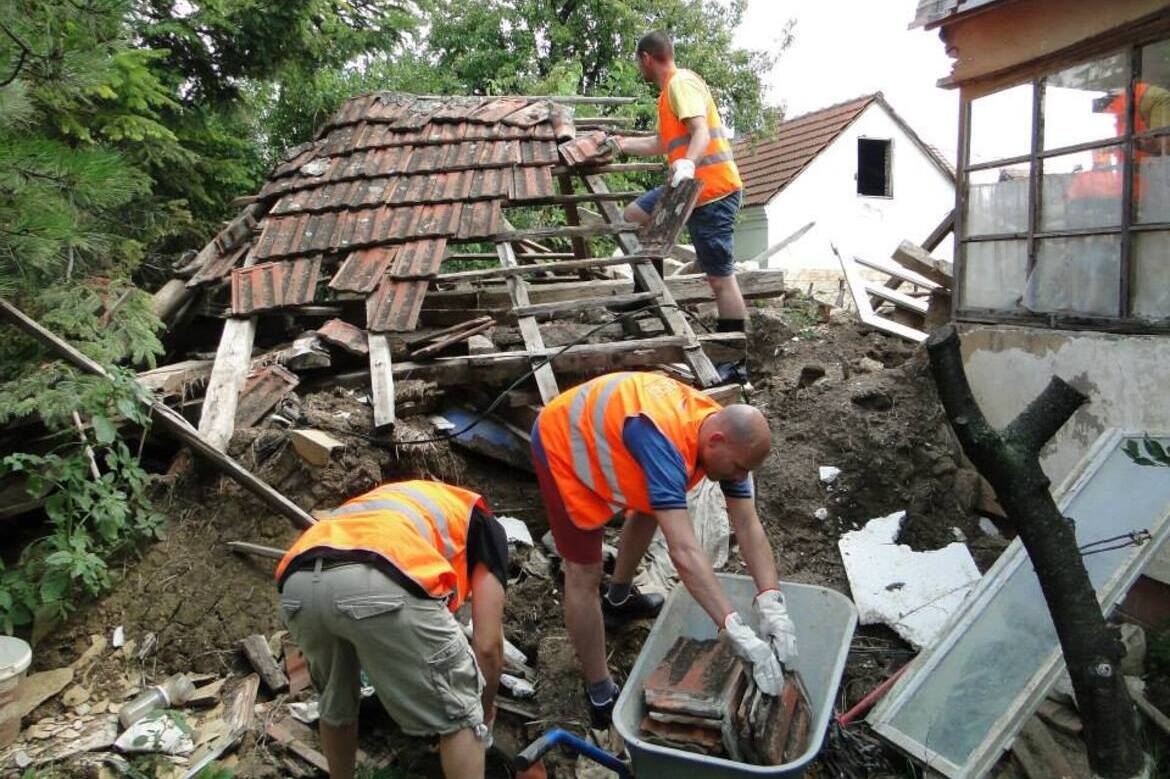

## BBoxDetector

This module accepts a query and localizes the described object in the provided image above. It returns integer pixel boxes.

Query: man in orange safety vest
[531,372,797,727]
[276,480,509,779]
[603,30,748,384]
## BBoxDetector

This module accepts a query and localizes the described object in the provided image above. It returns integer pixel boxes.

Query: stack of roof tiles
[186,93,575,332]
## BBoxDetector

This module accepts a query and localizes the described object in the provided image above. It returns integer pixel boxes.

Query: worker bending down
[531,371,797,727]
[276,480,508,779]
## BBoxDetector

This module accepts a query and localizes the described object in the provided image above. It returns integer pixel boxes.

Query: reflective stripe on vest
[665,126,730,154]
[323,494,455,559]
[568,372,630,507]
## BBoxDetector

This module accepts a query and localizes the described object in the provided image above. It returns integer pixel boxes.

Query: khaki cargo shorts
[279,560,484,735]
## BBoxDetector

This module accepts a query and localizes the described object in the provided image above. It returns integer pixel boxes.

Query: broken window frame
[857,137,894,198]
[866,429,1170,778]
[954,37,1170,332]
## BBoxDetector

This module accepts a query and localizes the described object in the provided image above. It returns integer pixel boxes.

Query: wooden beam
[0,297,316,529]
[834,248,927,343]
[409,319,494,359]
[497,240,560,403]
[197,317,257,451]
[855,255,942,290]
[447,252,576,261]
[437,253,655,282]
[228,541,286,560]
[867,284,930,315]
[493,223,637,243]
[891,240,954,288]
[368,334,396,431]
[551,162,665,176]
[513,291,660,320]
[501,190,642,208]
[920,209,956,254]
[329,332,745,388]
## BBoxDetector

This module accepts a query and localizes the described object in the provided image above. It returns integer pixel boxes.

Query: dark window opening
[858,138,893,197]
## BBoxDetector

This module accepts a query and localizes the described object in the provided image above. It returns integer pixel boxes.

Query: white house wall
[736,104,955,276]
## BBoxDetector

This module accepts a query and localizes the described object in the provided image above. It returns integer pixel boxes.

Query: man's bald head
[698,404,772,481]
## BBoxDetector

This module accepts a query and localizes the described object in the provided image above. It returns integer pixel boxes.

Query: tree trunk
[926,324,1144,778]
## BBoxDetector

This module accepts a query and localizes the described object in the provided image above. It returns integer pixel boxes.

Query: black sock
[716,318,745,333]
[606,581,632,605]
[588,678,619,706]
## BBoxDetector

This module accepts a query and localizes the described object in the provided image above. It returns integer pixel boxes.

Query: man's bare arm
[615,134,664,157]
[469,563,505,718]
[656,508,735,625]
[726,497,780,593]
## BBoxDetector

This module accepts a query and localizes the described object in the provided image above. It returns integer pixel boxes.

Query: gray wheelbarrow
[515,574,857,778]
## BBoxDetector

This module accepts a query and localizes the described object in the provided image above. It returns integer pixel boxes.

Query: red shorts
[531,446,606,565]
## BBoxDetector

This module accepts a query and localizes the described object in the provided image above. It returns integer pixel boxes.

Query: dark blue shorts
[634,187,742,277]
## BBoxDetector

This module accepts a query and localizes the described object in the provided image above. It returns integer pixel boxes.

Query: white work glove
[476,708,495,749]
[722,612,784,696]
[754,589,798,666]
[670,158,696,187]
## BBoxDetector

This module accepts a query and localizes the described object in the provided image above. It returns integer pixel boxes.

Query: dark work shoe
[715,359,749,386]
[586,685,619,729]
[602,587,665,630]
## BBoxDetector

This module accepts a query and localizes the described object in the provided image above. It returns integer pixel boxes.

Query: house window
[956,38,1170,330]
[857,138,893,197]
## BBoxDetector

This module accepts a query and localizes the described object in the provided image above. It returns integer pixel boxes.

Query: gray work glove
[754,589,798,666]
[722,612,783,696]
[600,135,622,160]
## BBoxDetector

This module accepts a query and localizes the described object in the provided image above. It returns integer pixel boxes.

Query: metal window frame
[955,39,1170,330]
[868,429,1170,778]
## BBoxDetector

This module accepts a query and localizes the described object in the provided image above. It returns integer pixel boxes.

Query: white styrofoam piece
[819,466,842,485]
[838,511,981,649]
[496,515,534,547]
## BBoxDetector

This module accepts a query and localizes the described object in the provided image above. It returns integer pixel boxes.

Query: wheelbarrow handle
[513,728,631,777]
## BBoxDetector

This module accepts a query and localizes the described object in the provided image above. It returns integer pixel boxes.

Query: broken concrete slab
[838,510,980,649]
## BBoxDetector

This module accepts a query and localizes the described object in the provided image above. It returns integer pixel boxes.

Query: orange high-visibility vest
[1072,83,1155,201]
[536,372,722,529]
[658,69,742,205]
[275,480,486,612]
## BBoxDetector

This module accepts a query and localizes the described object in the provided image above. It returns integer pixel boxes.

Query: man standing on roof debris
[531,371,797,727]
[604,30,747,384]
[275,479,508,779]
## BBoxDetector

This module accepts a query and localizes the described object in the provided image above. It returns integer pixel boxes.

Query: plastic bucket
[613,574,857,778]
[0,636,32,747]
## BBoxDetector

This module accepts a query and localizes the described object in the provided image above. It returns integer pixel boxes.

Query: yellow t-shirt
[665,69,711,122]
[1140,83,1170,131]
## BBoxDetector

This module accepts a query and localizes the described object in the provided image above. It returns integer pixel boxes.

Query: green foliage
[0,369,164,634]
[1123,438,1170,468]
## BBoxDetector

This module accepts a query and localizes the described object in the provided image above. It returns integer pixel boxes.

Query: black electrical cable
[318,301,705,448]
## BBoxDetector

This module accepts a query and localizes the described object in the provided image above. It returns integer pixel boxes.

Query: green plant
[0,368,164,633]
[1124,438,1170,468]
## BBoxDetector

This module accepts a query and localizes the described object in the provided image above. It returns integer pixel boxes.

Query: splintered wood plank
[891,240,954,288]
[198,317,258,451]
[556,173,591,261]
[637,178,702,254]
[513,291,660,321]
[835,248,927,344]
[497,239,559,404]
[368,333,396,431]
[581,173,721,387]
[866,284,930,315]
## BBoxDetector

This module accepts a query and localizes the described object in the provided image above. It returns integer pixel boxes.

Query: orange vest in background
[537,372,721,529]
[275,480,485,612]
[658,70,742,205]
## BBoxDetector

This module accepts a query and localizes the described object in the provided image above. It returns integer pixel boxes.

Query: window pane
[966,165,1030,236]
[1025,236,1121,316]
[969,84,1032,164]
[1133,231,1170,319]
[1136,153,1170,223]
[1040,146,1123,230]
[961,240,1026,310]
[1139,39,1170,133]
[1043,53,1129,150]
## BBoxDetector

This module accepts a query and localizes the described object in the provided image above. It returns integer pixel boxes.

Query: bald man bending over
[531,372,797,727]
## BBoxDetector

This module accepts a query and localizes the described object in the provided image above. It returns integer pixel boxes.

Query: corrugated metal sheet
[732,95,875,207]
[329,247,398,293]
[469,98,530,124]
[366,277,429,332]
[502,101,552,128]
[230,256,321,314]
[558,130,608,167]
[511,166,555,201]
[390,238,447,279]
[317,318,369,355]
[456,200,502,240]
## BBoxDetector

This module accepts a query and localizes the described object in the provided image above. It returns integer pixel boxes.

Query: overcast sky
[733,0,961,161]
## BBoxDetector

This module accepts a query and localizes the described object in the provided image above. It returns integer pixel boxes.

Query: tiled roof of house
[186,93,574,332]
[732,93,954,208]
